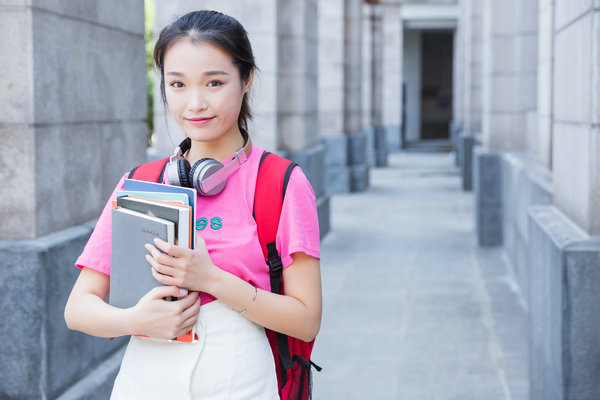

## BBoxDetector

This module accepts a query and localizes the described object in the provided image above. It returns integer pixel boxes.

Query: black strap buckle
[267,242,283,278]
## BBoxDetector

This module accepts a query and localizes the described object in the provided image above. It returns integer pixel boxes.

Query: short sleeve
[275,167,321,269]
[74,173,128,276]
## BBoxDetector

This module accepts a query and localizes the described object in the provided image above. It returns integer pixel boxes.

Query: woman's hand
[145,236,218,293]
[130,286,200,340]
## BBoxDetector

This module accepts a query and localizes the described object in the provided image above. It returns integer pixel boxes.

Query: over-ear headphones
[166,129,252,196]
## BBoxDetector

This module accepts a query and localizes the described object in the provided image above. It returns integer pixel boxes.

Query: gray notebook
[109,207,175,309]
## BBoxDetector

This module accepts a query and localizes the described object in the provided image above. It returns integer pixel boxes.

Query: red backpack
[128,151,321,400]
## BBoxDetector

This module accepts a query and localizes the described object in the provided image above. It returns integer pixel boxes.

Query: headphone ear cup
[176,159,192,188]
[190,158,226,196]
[166,158,190,187]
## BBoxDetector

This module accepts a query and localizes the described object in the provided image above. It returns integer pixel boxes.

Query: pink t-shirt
[75,146,320,305]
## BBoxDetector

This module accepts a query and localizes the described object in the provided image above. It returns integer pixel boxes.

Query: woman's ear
[243,68,254,94]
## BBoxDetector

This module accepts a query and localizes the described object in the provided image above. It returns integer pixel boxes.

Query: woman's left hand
[145,235,217,293]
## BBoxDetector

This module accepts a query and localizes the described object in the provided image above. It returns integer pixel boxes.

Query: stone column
[515,0,539,156]
[361,2,373,166]
[0,1,146,398]
[370,3,387,167]
[458,0,485,190]
[344,0,369,191]
[318,0,349,193]
[277,0,330,237]
[462,0,483,137]
[402,28,420,144]
[451,5,464,158]
[481,0,537,151]
[481,0,517,150]
[536,0,554,169]
[382,3,402,153]
[476,0,538,245]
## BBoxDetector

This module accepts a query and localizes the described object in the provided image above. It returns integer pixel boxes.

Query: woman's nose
[187,89,208,112]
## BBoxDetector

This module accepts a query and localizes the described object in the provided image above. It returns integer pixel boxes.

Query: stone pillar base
[373,126,388,167]
[459,132,477,191]
[321,134,369,194]
[450,121,462,166]
[56,347,125,400]
[384,124,401,154]
[284,143,330,238]
[501,152,553,303]
[474,146,503,246]
[348,134,370,192]
[363,127,376,167]
[0,225,127,398]
[324,166,351,194]
[528,205,600,400]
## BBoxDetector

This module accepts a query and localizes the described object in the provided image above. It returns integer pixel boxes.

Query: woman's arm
[146,237,322,342]
[211,252,321,342]
[64,267,201,340]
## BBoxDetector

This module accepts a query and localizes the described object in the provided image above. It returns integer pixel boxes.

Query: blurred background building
[1,0,599,398]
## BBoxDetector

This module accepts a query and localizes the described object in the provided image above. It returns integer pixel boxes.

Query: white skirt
[110,300,279,400]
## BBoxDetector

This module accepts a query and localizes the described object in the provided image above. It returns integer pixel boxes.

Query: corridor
[313,152,529,399]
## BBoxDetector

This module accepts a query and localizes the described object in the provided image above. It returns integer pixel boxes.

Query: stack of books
[110,179,198,343]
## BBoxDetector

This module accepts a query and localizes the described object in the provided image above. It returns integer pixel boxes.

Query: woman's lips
[186,117,214,126]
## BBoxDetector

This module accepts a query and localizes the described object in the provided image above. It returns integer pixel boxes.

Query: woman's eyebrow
[165,71,229,77]
[203,70,229,76]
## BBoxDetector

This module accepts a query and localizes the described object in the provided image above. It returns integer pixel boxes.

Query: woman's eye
[207,80,223,87]
[169,81,184,88]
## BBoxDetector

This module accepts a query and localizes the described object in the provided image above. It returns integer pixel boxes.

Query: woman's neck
[185,127,245,165]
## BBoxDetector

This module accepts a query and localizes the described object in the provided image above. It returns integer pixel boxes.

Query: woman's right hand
[129,286,200,340]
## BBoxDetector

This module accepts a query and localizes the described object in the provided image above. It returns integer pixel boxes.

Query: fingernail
[179,288,188,297]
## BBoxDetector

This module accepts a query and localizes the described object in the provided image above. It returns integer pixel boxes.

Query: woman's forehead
[164,38,236,74]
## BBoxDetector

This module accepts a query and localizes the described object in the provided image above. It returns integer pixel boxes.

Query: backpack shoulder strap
[128,157,170,183]
[253,151,297,262]
[253,151,297,388]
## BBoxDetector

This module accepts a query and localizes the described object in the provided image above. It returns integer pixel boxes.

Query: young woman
[64,10,322,399]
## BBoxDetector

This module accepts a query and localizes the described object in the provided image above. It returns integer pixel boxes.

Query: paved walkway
[312,152,529,399]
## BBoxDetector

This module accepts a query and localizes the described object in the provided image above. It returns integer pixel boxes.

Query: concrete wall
[529,207,600,400]
[501,152,552,304]
[463,0,600,396]
[526,3,600,398]
[552,1,600,236]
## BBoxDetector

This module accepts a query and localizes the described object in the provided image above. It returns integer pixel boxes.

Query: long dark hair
[153,10,257,131]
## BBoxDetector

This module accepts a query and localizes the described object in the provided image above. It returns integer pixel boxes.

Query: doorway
[420,31,453,140]
[403,29,454,149]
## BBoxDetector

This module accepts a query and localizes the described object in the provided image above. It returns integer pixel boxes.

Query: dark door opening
[420,31,453,140]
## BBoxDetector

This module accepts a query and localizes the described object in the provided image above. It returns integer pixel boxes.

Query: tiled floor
[312,152,528,400]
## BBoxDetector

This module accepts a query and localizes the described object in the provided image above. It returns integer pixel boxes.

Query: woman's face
[163,38,250,145]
